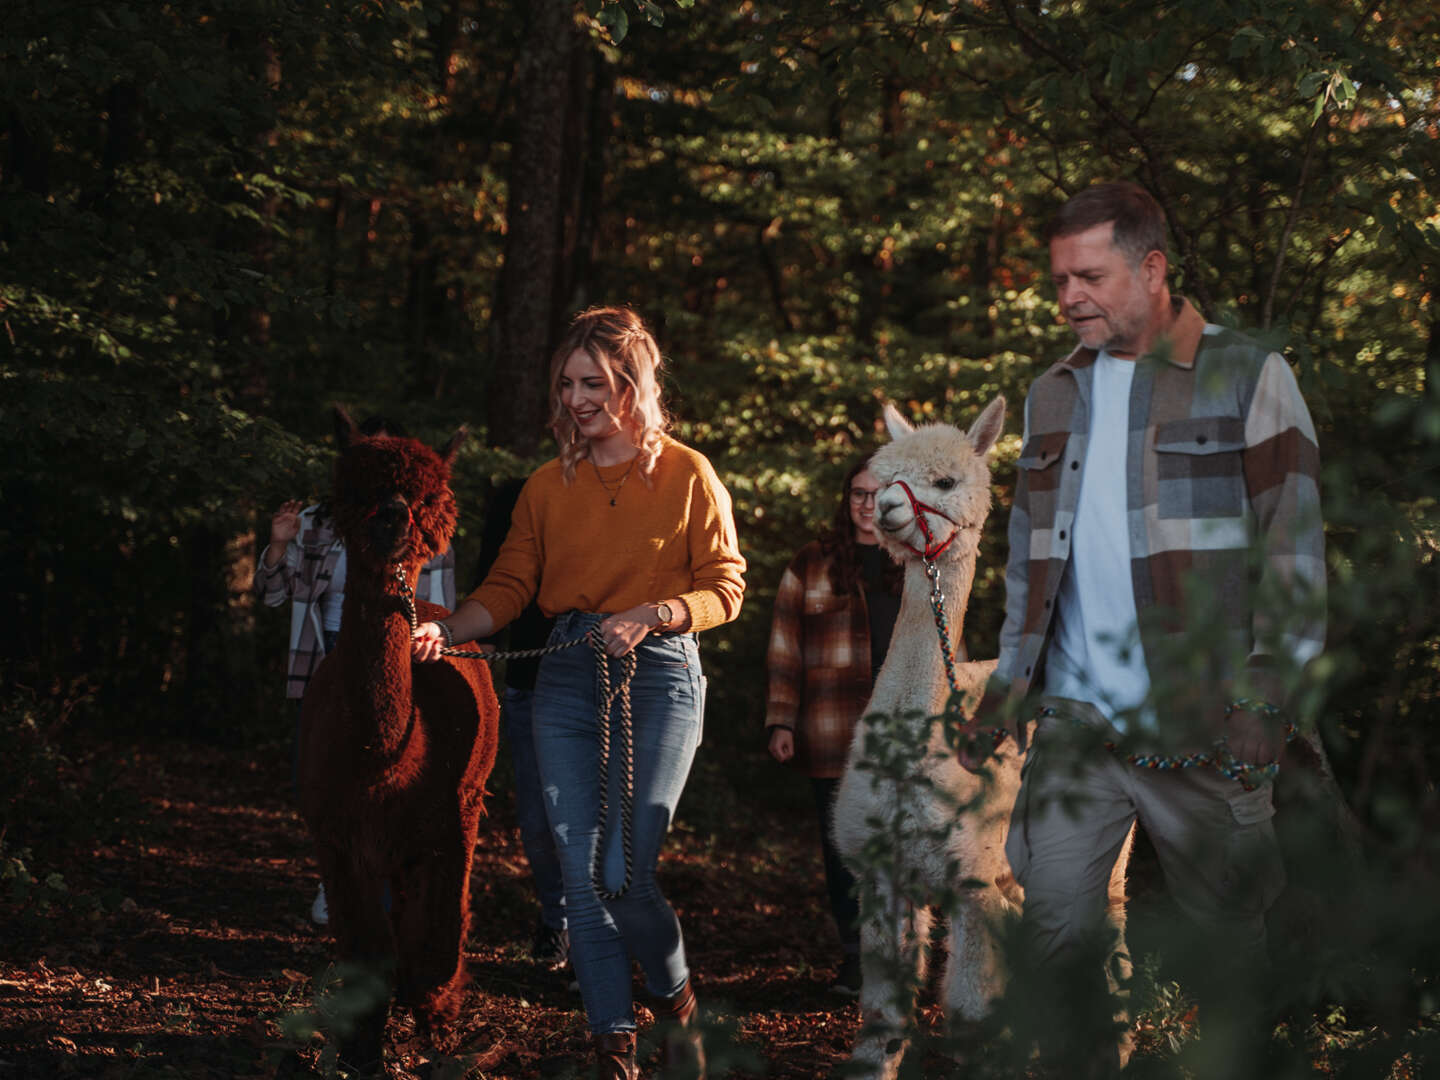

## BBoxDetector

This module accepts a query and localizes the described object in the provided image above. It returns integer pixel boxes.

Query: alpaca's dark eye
[933,476,957,491]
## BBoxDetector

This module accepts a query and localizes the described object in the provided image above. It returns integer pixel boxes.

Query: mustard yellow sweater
[471,436,746,633]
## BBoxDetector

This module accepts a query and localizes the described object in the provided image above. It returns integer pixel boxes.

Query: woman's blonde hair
[549,306,670,483]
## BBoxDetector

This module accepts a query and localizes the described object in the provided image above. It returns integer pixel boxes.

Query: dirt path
[0,741,863,1079]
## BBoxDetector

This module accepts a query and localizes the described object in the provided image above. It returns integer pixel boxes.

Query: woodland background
[3,0,1439,1075]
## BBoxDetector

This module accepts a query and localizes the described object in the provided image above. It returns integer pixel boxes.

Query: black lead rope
[591,645,638,899]
[393,566,638,898]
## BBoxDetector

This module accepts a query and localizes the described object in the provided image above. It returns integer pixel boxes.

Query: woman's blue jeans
[532,610,703,1035]
[501,687,567,932]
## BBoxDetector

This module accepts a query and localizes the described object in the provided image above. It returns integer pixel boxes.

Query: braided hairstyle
[548,306,670,485]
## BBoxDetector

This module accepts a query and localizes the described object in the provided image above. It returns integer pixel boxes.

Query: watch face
[657,602,673,627]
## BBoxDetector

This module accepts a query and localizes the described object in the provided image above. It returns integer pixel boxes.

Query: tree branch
[1261,107,1329,330]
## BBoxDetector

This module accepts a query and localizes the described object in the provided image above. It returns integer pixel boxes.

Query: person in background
[473,478,566,971]
[764,458,903,997]
[411,307,745,1080]
[255,414,456,925]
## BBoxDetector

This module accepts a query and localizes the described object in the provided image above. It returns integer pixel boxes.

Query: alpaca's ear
[439,426,469,464]
[967,395,1006,456]
[333,404,360,448]
[882,402,914,441]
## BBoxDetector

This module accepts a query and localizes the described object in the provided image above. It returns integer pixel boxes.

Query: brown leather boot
[594,1030,638,1080]
[655,980,706,1078]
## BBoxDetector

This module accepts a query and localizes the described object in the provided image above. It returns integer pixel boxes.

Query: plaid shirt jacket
[765,541,877,779]
[984,299,1325,722]
[254,504,456,700]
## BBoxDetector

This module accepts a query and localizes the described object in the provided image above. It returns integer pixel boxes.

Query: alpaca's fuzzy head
[867,396,1005,566]
[329,406,467,573]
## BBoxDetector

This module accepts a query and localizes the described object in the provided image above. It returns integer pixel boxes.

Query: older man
[965,181,1326,1072]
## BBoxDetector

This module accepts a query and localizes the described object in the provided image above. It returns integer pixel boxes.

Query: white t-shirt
[1042,350,1152,732]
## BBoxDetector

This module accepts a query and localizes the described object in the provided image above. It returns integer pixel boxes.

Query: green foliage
[1,847,79,920]
[279,961,391,1078]
[0,681,145,850]
[842,696,1440,1075]
[7,0,1435,756]
[0,682,142,924]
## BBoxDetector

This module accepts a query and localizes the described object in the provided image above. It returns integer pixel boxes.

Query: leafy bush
[0,680,149,915]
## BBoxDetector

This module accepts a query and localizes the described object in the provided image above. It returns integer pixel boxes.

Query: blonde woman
[412,307,745,1079]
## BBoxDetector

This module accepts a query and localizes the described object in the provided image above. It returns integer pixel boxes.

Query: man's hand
[768,727,794,764]
[957,722,1006,775]
[1222,703,1283,766]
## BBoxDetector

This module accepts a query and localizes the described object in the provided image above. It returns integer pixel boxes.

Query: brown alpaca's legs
[394,827,475,1034]
[320,848,396,1076]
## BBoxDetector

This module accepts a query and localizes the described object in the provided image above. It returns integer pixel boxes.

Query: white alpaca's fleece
[831,397,1024,1079]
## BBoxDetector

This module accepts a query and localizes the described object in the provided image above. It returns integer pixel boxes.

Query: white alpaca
[832,397,1128,1079]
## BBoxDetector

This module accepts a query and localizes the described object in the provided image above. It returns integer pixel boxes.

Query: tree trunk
[4,108,51,197]
[850,80,904,346]
[197,26,278,734]
[404,215,445,397]
[84,81,141,216]
[1425,292,1439,398]
[406,0,467,400]
[212,26,280,409]
[758,225,796,333]
[323,183,347,329]
[488,0,576,456]
[967,212,1002,346]
[555,43,612,318]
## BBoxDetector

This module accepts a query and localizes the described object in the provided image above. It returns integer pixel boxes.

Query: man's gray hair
[1047,181,1168,267]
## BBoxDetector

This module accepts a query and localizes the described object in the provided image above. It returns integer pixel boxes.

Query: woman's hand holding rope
[411,597,684,662]
[411,597,496,663]
[411,622,447,663]
[598,604,660,657]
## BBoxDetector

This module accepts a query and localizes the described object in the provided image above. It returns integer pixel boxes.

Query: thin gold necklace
[590,455,637,507]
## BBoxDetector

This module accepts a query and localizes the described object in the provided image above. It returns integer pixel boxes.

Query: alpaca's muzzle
[363,494,414,556]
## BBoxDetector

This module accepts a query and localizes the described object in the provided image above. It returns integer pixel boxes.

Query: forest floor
[0,738,904,1080]
[0,737,1423,1079]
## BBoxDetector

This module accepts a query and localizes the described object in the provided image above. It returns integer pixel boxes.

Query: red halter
[890,480,961,560]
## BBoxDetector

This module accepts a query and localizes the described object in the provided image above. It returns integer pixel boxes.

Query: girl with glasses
[763,459,901,996]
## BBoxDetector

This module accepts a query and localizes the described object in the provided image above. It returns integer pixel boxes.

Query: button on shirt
[1043,349,1152,732]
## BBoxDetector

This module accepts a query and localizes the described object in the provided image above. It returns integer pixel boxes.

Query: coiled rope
[393,566,638,897]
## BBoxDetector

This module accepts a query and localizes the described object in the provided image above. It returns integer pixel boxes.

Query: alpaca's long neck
[337,566,419,761]
[867,552,974,717]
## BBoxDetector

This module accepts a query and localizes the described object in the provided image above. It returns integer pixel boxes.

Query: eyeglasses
[848,488,880,505]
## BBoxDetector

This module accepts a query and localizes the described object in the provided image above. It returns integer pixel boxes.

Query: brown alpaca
[297,407,500,1074]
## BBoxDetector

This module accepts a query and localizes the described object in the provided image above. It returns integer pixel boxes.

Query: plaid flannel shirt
[765,541,876,779]
[986,298,1325,717]
[254,505,456,699]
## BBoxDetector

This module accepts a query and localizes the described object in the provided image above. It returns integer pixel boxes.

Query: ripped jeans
[532,610,704,1035]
